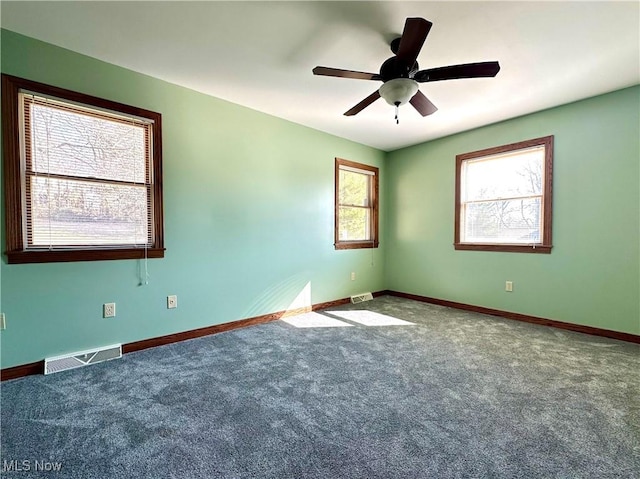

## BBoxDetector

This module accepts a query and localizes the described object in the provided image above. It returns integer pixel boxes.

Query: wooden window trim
[2,74,165,264]
[334,158,379,250]
[454,136,553,254]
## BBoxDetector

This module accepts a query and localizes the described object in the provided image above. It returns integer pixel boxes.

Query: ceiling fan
[313,17,500,123]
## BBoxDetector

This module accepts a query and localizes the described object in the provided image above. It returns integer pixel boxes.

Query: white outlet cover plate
[167,295,177,309]
[103,303,116,318]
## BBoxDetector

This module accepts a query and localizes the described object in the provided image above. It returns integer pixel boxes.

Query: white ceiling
[2,1,639,151]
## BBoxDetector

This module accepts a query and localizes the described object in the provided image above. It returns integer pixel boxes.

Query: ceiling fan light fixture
[379,78,419,107]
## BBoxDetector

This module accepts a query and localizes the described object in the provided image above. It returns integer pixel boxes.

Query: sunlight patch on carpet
[281,312,353,328]
[327,310,415,326]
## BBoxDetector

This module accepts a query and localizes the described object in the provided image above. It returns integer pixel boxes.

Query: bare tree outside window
[455,136,553,254]
[27,98,150,247]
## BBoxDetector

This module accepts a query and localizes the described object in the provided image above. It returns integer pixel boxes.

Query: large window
[335,158,379,250]
[455,136,553,253]
[2,74,164,264]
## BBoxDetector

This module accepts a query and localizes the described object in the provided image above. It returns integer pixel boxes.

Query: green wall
[1,29,638,370]
[386,86,640,335]
[0,30,386,368]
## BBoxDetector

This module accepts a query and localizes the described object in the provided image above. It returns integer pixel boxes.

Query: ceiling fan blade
[414,61,501,82]
[344,91,381,116]
[409,91,438,116]
[396,18,432,67]
[313,66,381,81]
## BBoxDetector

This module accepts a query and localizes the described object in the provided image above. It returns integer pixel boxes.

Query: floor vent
[44,344,122,375]
[350,292,374,304]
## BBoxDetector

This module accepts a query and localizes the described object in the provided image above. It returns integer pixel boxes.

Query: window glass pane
[29,176,149,246]
[29,100,147,183]
[338,206,370,241]
[463,197,541,244]
[464,147,544,201]
[339,169,369,206]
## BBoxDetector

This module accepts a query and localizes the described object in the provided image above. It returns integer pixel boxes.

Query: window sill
[6,247,165,264]
[335,241,379,250]
[454,243,552,254]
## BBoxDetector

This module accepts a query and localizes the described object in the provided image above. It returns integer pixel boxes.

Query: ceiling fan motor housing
[380,56,419,82]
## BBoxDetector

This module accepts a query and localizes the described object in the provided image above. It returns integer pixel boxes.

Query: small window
[455,136,553,253]
[2,74,164,264]
[335,158,379,250]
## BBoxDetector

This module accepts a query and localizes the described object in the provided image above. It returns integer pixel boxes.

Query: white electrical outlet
[0,313,5,330]
[167,295,177,309]
[103,303,116,318]
[505,281,513,292]
[351,272,356,281]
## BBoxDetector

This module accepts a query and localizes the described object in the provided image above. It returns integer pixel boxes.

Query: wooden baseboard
[0,361,44,381]
[384,290,640,344]
[1,293,375,381]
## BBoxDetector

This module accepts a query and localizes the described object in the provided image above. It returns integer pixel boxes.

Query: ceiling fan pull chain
[395,103,399,124]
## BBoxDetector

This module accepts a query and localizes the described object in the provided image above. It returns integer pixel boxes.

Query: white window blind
[21,92,155,250]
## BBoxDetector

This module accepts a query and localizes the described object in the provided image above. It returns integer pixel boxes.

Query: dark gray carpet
[1,296,639,478]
